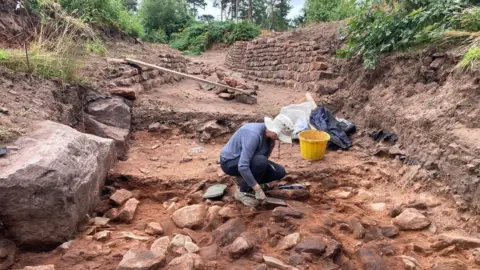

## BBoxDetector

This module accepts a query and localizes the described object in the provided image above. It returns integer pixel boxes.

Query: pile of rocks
[213,70,258,105]
[225,38,343,95]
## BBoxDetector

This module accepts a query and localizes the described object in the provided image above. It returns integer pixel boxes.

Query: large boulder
[0,121,116,250]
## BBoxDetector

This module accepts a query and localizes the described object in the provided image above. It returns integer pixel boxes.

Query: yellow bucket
[298,130,330,161]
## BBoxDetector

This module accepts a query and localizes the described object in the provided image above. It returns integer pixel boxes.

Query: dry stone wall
[225,38,343,95]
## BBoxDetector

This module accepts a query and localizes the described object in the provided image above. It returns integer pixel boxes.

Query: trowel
[245,193,287,206]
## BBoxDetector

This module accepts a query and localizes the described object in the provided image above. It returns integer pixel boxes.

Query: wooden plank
[124,58,255,97]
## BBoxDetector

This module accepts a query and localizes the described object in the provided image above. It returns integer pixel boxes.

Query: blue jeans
[220,155,286,193]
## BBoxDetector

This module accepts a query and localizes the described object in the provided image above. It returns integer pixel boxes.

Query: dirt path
[11,50,480,270]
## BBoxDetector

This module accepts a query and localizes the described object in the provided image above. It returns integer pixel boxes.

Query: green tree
[187,0,207,15]
[123,0,138,11]
[198,14,215,22]
[139,0,192,38]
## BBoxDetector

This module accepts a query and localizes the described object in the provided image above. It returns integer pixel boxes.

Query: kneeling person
[220,114,294,207]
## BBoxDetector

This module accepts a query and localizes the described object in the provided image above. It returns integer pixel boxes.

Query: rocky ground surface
[2,48,479,270]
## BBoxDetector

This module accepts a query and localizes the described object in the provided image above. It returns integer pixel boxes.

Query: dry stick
[124,58,256,97]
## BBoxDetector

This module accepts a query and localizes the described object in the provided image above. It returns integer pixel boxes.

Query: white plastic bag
[280,102,313,139]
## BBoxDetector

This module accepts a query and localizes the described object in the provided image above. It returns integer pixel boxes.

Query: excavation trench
[12,115,479,269]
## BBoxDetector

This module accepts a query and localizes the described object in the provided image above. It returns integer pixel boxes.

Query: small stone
[389,206,403,217]
[0,107,9,115]
[254,264,267,270]
[473,248,480,265]
[348,217,365,239]
[145,222,163,235]
[199,244,218,260]
[204,166,218,173]
[22,266,55,270]
[272,207,304,221]
[381,226,400,238]
[94,231,111,242]
[356,248,388,269]
[213,218,246,246]
[400,255,420,270]
[148,122,170,133]
[93,217,110,226]
[263,256,297,270]
[369,203,386,212]
[328,189,353,199]
[168,253,204,270]
[252,253,264,263]
[114,198,140,223]
[295,237,326,255]
[58,241,72,250]
[219,206,238,219]
[182,156,193,163]
[228,237,253,259]
[438,245,456,257]
[268,236,280,247]
[151,236,170,256]
[171,204,207,229]
[104,208,119,219]
[170,234,193,249]
[219,93,234,100]
[407,202,428,210]
[289,253,305,266]
[185,241,200,253]
[277,232,301,250]
[117,248,165,270]
[110,189,133,205]
[393,208,430,230]
[438,233,480,249]
[134,222,147,231]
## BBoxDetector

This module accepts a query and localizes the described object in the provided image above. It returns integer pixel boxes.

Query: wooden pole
[124,58,255,97]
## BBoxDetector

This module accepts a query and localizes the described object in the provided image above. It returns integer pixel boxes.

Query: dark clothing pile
[309,106,355,150]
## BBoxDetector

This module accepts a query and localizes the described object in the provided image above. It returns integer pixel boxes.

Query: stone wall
[225,38,343,95]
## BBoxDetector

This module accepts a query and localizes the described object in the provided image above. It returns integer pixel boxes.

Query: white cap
[264,114,294,144]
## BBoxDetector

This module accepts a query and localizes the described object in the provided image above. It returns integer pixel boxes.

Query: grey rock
[170,234,193,249]
[266,189,309,200]
[148,122,170,133]
[0,237,16,270]
[117,248,165,270]
[110,189,133,205]
[171,204,207,229]
[94,231,111,242]
[277,233,301,250]
[168,253,203,270]
[85,96,131,129]
[272,207,304,221]
[438,233,480,249]
[294,237,326,255]
[199,244,217,260]
[389,206,403,218]
[150,236,169,257]
[254,264,267,270]
[227,237,253,259]
[289,253,305,266]
[145,222,163,235]
[381,226,400,238]
[263,256,298,270]
[84,114,129,159]
[213,218,245,246]
[355,248,388,270]
[0,121,115,249]
[348,217,365,239]
[393,208,430,230]
[114,198,140,223]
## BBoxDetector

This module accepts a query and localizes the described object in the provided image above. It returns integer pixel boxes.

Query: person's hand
[253,184,266,201]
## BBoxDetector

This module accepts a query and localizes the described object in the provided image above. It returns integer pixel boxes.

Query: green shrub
[170,21,260,54]
[57,0,143,37]
[338,0,464,68]
[138,0,192,38]
[457,46,480,72]
[143,29,169,43]
[85,39,107,55]
[305,0,358,23]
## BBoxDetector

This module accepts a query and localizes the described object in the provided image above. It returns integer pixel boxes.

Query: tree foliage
[305,0,357,22]
[338,0,480,68]
[138,0,192,38]
[170,21,260,54]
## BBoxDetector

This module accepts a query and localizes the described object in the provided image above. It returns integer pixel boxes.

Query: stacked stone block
[225,38,342,94]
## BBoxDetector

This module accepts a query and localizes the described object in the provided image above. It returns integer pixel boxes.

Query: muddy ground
[2,47,478,270]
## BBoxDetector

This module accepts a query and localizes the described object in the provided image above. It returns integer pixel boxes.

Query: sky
[198,0,305,20]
